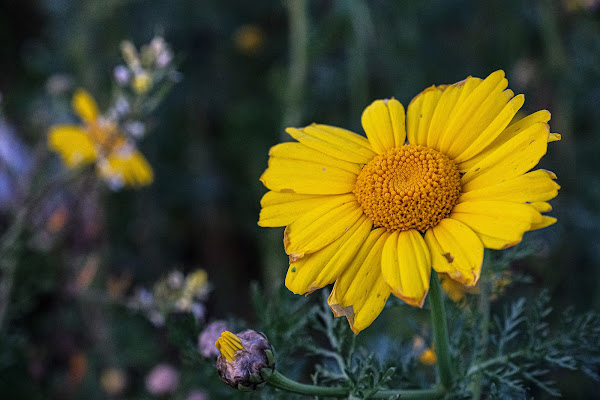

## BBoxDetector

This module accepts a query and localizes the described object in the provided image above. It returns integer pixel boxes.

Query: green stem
[266,371,347,397]
[282,0,308,133]
[471,257,491,400]
[429,270,453,389]
[265,370,446,399]
[466,349,527,377]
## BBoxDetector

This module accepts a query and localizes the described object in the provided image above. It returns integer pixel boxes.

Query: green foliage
[455,292,600,398]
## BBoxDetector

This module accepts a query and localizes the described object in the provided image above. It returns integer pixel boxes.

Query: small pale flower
[199,320,231,358]
[113,65,131,85]
[145,364,179,395]
[259,70,560,333]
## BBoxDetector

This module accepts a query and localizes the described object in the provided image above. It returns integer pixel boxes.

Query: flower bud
[215,330,275,391]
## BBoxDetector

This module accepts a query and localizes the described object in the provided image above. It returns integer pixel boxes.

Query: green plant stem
[471,258,491,400]
[282,0,308,133]
[265,370,445,399]
[429,270,453,389]
[466,349,528,377]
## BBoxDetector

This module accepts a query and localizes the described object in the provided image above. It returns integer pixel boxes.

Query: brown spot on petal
[443,252,454,263]
[280,188,295,193]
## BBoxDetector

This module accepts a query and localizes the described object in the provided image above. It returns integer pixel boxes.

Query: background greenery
[0,0,599,398]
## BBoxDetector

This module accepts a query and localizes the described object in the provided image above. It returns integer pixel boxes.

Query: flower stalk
[429,270,454,390]
[264,369,446,399]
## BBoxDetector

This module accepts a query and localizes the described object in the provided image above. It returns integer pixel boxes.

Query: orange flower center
[354,145,461,232]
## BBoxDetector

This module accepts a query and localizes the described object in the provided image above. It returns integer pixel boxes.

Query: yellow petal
[425,84,463,150]
[457,110,551,172]
[453,93,524,163]
[450,200,542,249]
[548,133,561,142]
[72,89,99,123]
[530,216,557,230]
[459,169,560,203]
[48,124,97,168]
[97,150,153,188]
[259,191,342,227]
[286,124,376,164]
[406,85,444,146]
[284,195,363,259]
[438,71,508,158]
[425,219,483,286]
[461,121,550,192]
[268,142,361,174]
[381,229,431,307]
[361,98,406,153]
[260,157,358,195]
[328,228,391,334]
[285,216,372,294]
[529,201,552,212]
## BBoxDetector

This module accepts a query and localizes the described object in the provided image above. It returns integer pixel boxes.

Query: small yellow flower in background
[259,70,560,333]
[132,72,153,94]
[183,269,209,298]
[412,336,437,365]
[419,348,437,365]
[439,273,479,303]
[233,24,265,55]
[48,89,153,188]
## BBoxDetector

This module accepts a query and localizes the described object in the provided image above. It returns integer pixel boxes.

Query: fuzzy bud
[215,330,275,391]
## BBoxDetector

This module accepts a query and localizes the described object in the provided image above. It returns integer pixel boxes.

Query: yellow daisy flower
[259,70,560,333]
[48,89,153,188]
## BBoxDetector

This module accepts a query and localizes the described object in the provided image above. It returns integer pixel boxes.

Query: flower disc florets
[354,144,461,232]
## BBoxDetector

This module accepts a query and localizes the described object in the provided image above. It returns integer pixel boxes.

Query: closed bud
[215,330,275,391]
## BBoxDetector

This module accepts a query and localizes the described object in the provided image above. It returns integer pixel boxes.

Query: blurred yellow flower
[233,24,265,55]
[439,273,479,303]
[412,336,437,365]
[259,70,560,333]
[132,72,153,94]
[419,348,437,365]
[48,89,153,188]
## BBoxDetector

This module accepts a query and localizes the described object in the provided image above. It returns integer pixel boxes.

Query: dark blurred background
[0,0,599,398]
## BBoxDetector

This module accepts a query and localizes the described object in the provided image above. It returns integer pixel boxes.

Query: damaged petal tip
[288,253,303,263]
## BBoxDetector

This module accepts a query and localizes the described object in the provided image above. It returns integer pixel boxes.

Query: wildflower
[48,89,153,188]
[439,273,478,303]
[199,320,231,358]
[113,65,131,85]
[412,336,436,365]
[259,70,560,333]
[132,72,153,94]
[145,364,179,395]
[419,348,437,365]
[215,330,275,390]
